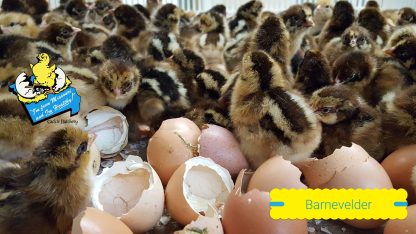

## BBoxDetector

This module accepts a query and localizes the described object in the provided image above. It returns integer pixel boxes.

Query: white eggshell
[91,156,164,233]
[174,215,224,234]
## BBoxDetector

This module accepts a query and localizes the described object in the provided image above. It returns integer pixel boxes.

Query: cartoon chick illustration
[30,53,56,90]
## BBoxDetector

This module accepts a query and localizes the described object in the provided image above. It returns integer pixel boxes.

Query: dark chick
[295,50,333,96]
[0,127,94,234]
[310,85,383,160]
[148,31,182,61]
[152,3,182,34]
[1,0,48,24]
[65,0,89,22]
[385,38,416,81]
[365,0,380,9]
[358,7,389,44]
[101,35,137,63]
[230,51,321,168]
[397,7,416,26]
[113,4,146,39]
[228,0,263,38]
[318,1,355,48]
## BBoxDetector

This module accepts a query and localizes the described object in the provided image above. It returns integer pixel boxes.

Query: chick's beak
[113,88,122,98]
[71,27,82,35]
[384,48,395,56]
[350,38,357,47]
[304,18,315,27]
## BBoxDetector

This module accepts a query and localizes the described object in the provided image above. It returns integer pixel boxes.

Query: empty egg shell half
[71,207,133,234]
[296,143,392,229]
[174,215,224,234]
[148,118,201,185]
[165,156,234,225]
[84,106,129,156]
[198,124,249,179]
[222,169,308,234]
[91,155,164,233]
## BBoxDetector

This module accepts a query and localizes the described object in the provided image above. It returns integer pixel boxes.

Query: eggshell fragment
[199,124,249,179]
[84,106,129,156]
[296,143,392,229]
[248,156,307,192]
[222,170,307,234]
[165,157,234,225]
[89,142,101,175]
[174,215,223,234]
[148,118,201,185]
[382,145,416,204]
[91,156,164,233]
[384,205,416,234]
[71,207,132,234]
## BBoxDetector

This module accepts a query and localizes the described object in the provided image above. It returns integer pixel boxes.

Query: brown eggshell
[296,143,393,229]
[199,124,249,179]
[384,205,416,234]
[174,215,224,234]
[382,145,416,204]
[165,157,233,225]
[71,207,132,234]
[248,156,307,192]
[222,170,308,234]
[147,118,201,185]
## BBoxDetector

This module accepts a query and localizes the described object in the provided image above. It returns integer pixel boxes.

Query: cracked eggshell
[89,142,101,175]
[174,215,223,234]
[91,156,164,233]
[165,157,234,225]
[384,205,416,234]
[199,124,249,179]
[222,170,307,234]
[382,145,416,205]
[248,156,307,192]
[148,118,201,185]
[71,207,132,234]
[84,106,129,156]
[296,143,392,229]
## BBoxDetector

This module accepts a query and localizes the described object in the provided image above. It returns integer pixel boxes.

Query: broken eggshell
[71,207,133,234]
[147,118,201,185]
[174,215,224,234]
[91,155,164,233]
[222,169,308,234]
[84,106,129,156]
[198,124,249,179]
[296,143,393,229]
[165,156,234,225]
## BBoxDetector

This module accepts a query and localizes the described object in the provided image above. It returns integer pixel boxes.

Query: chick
[281,4,315,59]
[397,7,416,26]
[113,4,146,40]
[101,35,137,63]
[0,127,94,234]
[98,60,141,110]
[134,4,151,20]
[366,1,380,9]
[385,25,416,49]
[230,51,321,168]
[295,50,333,96]
[385,38,416,81]
[310,85,383,160]
[195,69,228,101]
[0,13,39,38]
[1,0,48,24]
[146,0,160,15]
[358,7,389,45]
[86,0,114,24]
[332,51,377,94]
[37,22,82,62]
[381,85,416,155]
[318,1,355,48]
[30,53,57,90]
[152,3,182,34]
[185,101,232,130]
[148,31,181,61]
[0,35,39,67]
[228,0,263,38]
[323,24,377,66]
[309,0,333,36]
[208,4,227,17]
[65,0,89,22]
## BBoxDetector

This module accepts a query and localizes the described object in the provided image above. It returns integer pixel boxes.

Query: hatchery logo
[8,53,81,125]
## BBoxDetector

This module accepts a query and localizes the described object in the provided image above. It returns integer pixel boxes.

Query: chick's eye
[77,141,88,157]
[320,107,334,114]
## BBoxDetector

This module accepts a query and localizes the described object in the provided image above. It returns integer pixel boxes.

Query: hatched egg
[174,215,223,234]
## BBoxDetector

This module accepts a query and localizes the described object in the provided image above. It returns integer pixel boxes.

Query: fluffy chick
[113,4,146,40]
[228,0,263,38]
[358,7,389,45]
[366,1,380,9]
[397,7,416,26]
[152,3,182,34]
[230,51,321,168]
[148,31,181,61]
[295,50,333,96]
[98,60,141,110]
[323,24,376,66]
[318,1,355,48]
[1,0,48,24]
[0,127,93,234]
[65,0,89,22]
[385,25,416,49]
[0,13,39,38]
[309,0,333,36]
[381,85,416,155]
[385,37,416,81]
[310,85,383,160]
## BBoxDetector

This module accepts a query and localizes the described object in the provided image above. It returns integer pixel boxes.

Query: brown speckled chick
[152,3,182,34]
[397,7,416,26]
[310,85,384,161]
[358,7,390,45]
[228,0,263,38]
[381,85,416,155]
[295,50,333,96]
[230,50,321,168]
[385,37,416,81]
[318,1,355,48]
[0,127,94,234]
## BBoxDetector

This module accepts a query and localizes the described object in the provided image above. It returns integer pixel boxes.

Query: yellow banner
[270,189,408,219]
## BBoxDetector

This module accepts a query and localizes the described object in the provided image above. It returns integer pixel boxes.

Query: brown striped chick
[310,85,384,161]
[0,127,94,234]
[228,0,263,38]
[318,1,355,48]
[85,0,114,25]
[309,0,333,36]
[358,7,390,45]
[113,4,146,40]
[332,51,377,95]
[230,51,321,168]
[64,0,89,23]
[0,13,39,38]
[152,3,182,34]
[381,85,416,155]
[295,50,333,96]
[385,37,416,81]
[98,60,141,110]
[185,101,232,130]
[323,24,377,66]
[384,25,416,49]
[147,31,182,61]
[397,7,416,26]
